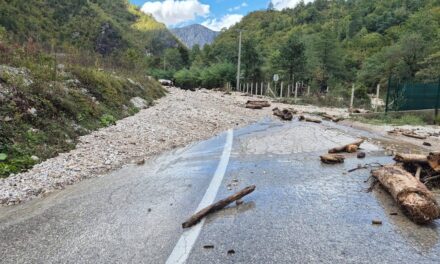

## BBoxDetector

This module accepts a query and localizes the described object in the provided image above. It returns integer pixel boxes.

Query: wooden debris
[328,139,364,154]
[321,113,344,122]
[403,132,427,140]
[182,185,256,228]
[372,220,383,225]
[372,165,440,224]
[394,153,428,164]
[320,154,345,164]
[299,115,322,123]
[246,100,270,109]
[427,152,440,172]
[273,107,294,121]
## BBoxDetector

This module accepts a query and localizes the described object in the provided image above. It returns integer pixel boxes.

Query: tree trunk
[394,153,428,164]
[372,165,440,224]
[320,154,345,164]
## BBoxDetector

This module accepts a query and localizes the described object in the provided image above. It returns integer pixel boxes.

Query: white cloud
[202,14,244,31]
[141,0,210,26]
[228,2,248,12]
[271,0,312,10]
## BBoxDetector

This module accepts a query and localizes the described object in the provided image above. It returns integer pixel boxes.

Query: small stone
[236,199,244,206]
[104,160,112,165]
[357,152,366,159]
[227,249,235,255]
[423,142,432,147]
[30,156,39,162]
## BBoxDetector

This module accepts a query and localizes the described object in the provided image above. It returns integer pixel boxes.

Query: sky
[130,0,311,31]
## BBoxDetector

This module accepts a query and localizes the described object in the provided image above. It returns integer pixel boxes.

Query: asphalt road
[1,119,440,263]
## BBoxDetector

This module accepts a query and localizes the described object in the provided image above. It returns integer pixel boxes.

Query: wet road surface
[1,119,440,263]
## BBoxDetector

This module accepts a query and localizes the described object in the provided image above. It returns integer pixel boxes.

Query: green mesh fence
[386,79,440,111]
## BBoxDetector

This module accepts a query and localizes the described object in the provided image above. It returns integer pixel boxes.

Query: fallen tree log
[320,154,345,164]
[394,153,428,164]
[402,132,427,140]
[372,165,440,224]
[246,100,270,109]
[321,113,343,122]
[182,185,256,228]
[273,108,293,121]
[328,139,364,154]
[299,115,322,123]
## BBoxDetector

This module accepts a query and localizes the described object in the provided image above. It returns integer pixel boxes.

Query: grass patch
[352,114,427,126]
[0,62,165,178]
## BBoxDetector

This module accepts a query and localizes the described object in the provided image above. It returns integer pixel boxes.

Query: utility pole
[236,30,242,92]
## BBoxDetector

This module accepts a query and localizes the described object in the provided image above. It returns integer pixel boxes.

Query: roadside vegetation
[0,0,175,177]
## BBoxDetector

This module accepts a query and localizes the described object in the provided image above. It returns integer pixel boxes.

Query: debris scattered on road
[357,152,366,159]
[328,139,364,153]
[320,154,345,164]
[348,162,383,173]
[394,153,428,164]
[182,185,256,228]
[203,245,215,249]
[388,128,429,140]
[227,250,236,255]
[273,107,294,121]
[299,115,322,123]
[372,165,440,224]
[321,113,344,122]
[245,100,271,109]
[372,220,383,225]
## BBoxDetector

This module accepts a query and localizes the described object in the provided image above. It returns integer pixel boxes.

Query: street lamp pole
[236,30,242,91]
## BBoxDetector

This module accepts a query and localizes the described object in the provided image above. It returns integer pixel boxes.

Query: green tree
[271,34,306,81]
[163,48,184,71]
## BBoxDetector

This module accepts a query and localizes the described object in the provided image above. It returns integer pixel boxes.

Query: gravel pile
[0,88,349,206]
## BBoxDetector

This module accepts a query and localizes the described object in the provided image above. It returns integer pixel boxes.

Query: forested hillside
[175,0,440,94]
[0,0,183,177]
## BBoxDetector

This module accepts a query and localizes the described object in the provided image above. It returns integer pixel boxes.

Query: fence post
[280,82,284,98]
[435,77,440,123]
[385,76,391,114]
[350,84,355,110]
[294,82,298,104]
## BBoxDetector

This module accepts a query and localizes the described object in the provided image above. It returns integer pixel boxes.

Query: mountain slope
[0,0,180,56]
[172,24,219,48]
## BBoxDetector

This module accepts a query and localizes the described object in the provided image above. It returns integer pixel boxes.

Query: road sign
[273,74,279,82]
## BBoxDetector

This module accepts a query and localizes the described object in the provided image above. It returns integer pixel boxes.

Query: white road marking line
[166,129,234,264]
